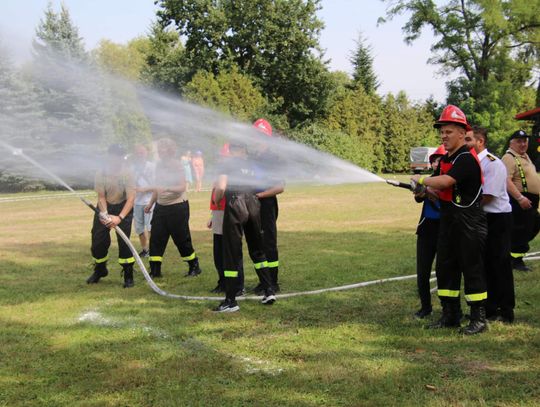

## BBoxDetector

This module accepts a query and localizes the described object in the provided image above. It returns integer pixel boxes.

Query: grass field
[1,182,539,406]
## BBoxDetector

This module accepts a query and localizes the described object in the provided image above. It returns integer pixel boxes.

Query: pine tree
[349,33,379,95]
[33,2,86,62]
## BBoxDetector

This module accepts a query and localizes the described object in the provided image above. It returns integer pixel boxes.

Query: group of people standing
[412,105,539,335]
[85,119,284,313]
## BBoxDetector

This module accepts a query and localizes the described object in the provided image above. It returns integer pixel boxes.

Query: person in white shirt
[131,144,156,257]
[465,127,515,323]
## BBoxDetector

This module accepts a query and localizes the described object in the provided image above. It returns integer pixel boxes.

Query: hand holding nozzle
[385,179,427,195]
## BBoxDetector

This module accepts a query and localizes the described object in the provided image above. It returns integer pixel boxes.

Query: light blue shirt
[478,149,511,214]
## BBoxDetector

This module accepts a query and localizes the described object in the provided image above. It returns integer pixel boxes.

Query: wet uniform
[91,169,135,272]
[149,158,200,277]
[220,156,274,302]
[255,153,283,290]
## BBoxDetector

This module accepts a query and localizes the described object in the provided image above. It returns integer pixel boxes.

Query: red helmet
[434,105,472,131]
[253,118,272,137]
[429,144,447,162]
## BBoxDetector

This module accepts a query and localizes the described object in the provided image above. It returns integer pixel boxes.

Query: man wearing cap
[465,127,515,323]
[87,144,136,288]
[412,105,488,335]
[502,130,540,272]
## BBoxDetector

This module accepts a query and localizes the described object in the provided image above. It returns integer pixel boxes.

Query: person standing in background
[412,145,445,319]
[145,139,202,279]
[131,144,155,258]
[466,127,515,323]
[192,151,205,192]
[501,130,540,272]
[181,150,193,192]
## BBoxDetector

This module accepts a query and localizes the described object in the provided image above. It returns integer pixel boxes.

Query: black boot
[426,301,461,329]
[269,268,280,292]
[149,261,162,278]
[252,269,265,295]
[185,258,202,277]
[461,304,487,335]
[122,265,134,288]
[86,263,109,284]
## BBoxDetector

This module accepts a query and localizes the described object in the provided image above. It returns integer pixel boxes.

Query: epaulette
[486,152,497,161]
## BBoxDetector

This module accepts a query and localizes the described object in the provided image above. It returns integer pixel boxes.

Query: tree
[155,0,333,127]
[92,37,151,81]
[33,2,86,62]
[349,33,380,94]
[183,66,268,121]
[381,0,540,153]
[141,22,190,93]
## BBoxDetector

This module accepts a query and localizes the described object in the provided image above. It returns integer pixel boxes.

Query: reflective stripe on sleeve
[510,252,525,259]
[267,261,279,268]
[149,256,163,262]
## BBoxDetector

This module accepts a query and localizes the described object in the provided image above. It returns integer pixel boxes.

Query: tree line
[1,0,538,191]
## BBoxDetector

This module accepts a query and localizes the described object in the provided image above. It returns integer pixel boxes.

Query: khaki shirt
[155,159,187,206]
[95,168,135,205]
[501,148,540,195]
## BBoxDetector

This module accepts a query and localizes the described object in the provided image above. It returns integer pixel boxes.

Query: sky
[0,0,449,102]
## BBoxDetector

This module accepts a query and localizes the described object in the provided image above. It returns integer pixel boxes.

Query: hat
[509,130,529,140]
[108,144,126,156]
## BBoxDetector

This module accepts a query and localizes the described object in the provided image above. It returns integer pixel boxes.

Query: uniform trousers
[222,192,272,300]
[436,203,488,305]
[91,201,134,268]
[260,196,279,276]
[509,192,540,257]
[484,212,514,315]
[213,233,244,289]
[416,219,439,310]
[149,202,196,266]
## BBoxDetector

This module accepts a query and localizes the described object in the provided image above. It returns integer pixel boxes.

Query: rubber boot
[252,269,265,295]
[149,261,162,278]
[426,301,461,329]
[461,304,487,335]
[86,262,109,284]
[185,258,202,277]
[269,267,280,292]
[122,265,134,288]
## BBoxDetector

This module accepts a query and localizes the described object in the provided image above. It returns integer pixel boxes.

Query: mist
[0,45,383,191]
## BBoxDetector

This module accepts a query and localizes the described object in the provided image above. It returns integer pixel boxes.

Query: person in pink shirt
[192,150,205,192]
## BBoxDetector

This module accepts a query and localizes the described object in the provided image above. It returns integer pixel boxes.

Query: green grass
[1,183,539,406]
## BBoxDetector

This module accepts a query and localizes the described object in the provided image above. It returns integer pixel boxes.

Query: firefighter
[86,144,136,288]
[212,141,276,312]
[411,105,488,335]
[251,118,285,294]
[144,138,202,278]
[501,130,540,272]
[465,127,515,323]
[413,144,446,319]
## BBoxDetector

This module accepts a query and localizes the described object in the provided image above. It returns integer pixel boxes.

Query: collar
[477,149,488,161]
[507,147,527,158]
